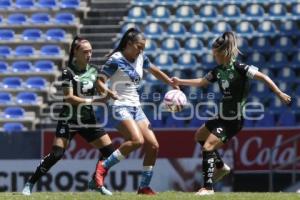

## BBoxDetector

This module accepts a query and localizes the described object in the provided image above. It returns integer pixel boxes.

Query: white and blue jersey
[100,51,151,106]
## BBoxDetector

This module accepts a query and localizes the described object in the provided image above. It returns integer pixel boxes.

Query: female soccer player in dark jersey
[22,36,115,196]
[172,31,291,195]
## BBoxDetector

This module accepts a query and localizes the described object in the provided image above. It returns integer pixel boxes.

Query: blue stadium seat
[144,23,164,39]
[31,13,51,24]
[255,112,275,127]
[260,68,274,80]
[245,4,265,20]
[201,53,217,69]
[144,39,157,57]
[252,37,272,53]
[0,46,12,57]
[211,21,232,35]
[257,21,277,36]
[4,107,25,118]
[2,77,22,89]
[274,36,293,52]
[251,82,270,97]
[277,110,296,126]
[121,23,140,34]
[127,7,147,22]
[46,28,66,41]
[15,45,35,57]
[26,77,46,90]
[60,0,80,9]
[176,6,195,21]
[3,122,25,132]
[199,5,218,21]
[154,54,174,69]
[276,67,295,82]
[0,0,12,9]
[22,29,43,41]
[34,60,55,72]
[156,0,176,6]
[177,53,197,69]
[237,38,250,53]
[269,4,287,20]
[223,5,241,20]
[15,0,35,9]
[291,52,300,68]
[132,0,153,6]
[12,61,32,72]
[246,52,266,67]
[151,6,171,22]
[0,62,8,73]
[40,45,61,56]
[236,21,255,38]
[161,38,181,55]
[184,37,204,54]
[189,22,209,37]
[279,20,300,36]
[291,3,300,19]
[0,29,14,40]
[38,0,57,9]
[8,13,27,24]
[55,12,75,24]
[167,22,187,38]
[0,92,12,105]
[269,52,288,69]
[16,92,38,104]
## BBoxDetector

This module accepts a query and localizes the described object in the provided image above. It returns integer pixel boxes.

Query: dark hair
[68,36,89,67]
[107,27,145,57]
[212,31,241,59]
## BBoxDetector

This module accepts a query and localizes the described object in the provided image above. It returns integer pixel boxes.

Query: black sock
[99,144,114,159]
[198,141,224,169]
[202,151,215,190]
[28,146,65,185]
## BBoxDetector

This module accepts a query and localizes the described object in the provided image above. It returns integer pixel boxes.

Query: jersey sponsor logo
[82,80,93,92]
[59,127,65,134]
[216,128,223,134]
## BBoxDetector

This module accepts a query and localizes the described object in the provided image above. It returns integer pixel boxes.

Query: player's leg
[136,119,159,195]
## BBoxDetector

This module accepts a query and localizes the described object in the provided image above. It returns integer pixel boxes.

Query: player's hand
[108,90,120,100]
[278,92,292,105]
[169,77,180,90]
[171,77,181,86]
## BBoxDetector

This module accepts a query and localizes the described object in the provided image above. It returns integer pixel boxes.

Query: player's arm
[63,87,95,105]
[171,77,210,87]
[96,75,119,100]
[254,71,291,105]
[148,64,177,87]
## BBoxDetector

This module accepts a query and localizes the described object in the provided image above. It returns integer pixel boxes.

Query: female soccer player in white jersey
[92,28,177,195]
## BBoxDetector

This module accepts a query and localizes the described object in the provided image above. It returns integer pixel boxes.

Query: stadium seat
[7,13,27,25]
[176,6,195,21]
[255,112,275,127]
[245,4,265,20]
[121,23,140,34]
[2,77,22,89]
[0,92,12,105]
[274,36,293,52]
[25,77,46,90]
[151,6,171,22]
[4,107,25,118]
[154,54,174,69]
[40,45,61,56]
[277,110,296,126]
[55,12,75,24]
[201,53,217,69]
[251,82,270,97]
[199,5,218,20]
[46,29,66,41]
[3,122,26,132]
[237,38,250,53]
[222,5,241,20]
[257,21,277,36]
[60,0,80,9]
[38,0,57,9]
[291,52,300,68]
[269,52,288,69]
[269,3,288,20]
[144,39,157,56]
[260,68,274,80]
[34,60,55,72]
[31,13,51,24]
[0,62,8,73]
[161,38,181,55]
[184,37,204,54]
[279,20,300,36]
[156,0,176,6]
[177,53,197,69]
[0,46,12,57]
[144,23,164,39]
[276,67,295,82]
[16,92,38,104]
[15,45,35,57]
[12,61,32,72]
[0,0,12,9]
[189,22,209,37]
[167,22,187,38]
[0,29,15,40]
[235,21,255,38]
[22,29,43,41]
[252,37,272,53]
[211,21,232,35]
[15,0,35,9]
[291,3,300,19]
[246,52,266,67]
[127,7,147,22]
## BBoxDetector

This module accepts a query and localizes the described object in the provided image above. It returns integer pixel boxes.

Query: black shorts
[55,120,107,143]
[205,117,243,143]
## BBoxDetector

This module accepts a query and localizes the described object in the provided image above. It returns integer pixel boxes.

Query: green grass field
[1,192,300,200]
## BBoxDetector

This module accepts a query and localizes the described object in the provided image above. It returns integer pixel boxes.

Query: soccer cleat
[195,188,215,196]
[213,163,231,182]
[22,182,33,196]
[88,179,112,196]
[137,187,157,195]
[94,161,108,188]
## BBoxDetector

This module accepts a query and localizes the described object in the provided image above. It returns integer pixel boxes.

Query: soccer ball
[163,89,187,112]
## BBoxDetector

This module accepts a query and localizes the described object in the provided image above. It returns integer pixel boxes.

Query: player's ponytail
[107,27,144,58]
[212,31,241,60]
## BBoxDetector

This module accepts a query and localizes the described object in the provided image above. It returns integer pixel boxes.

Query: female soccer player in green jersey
[172,31,291,195]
